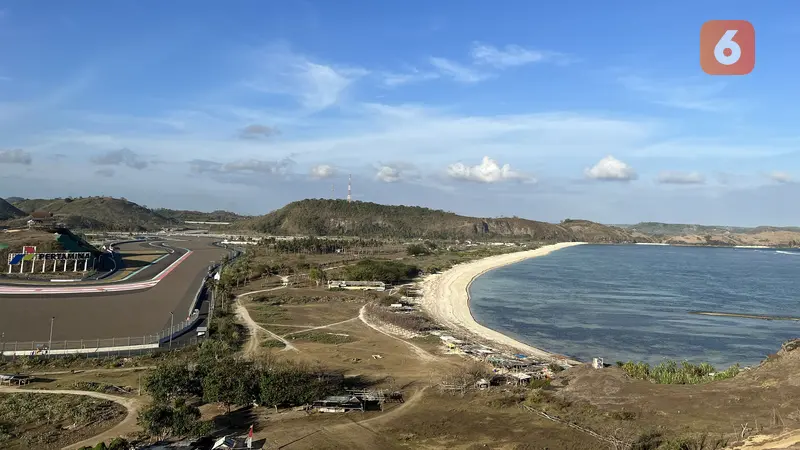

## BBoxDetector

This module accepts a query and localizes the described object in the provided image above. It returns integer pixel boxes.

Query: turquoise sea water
[469,245,800,369]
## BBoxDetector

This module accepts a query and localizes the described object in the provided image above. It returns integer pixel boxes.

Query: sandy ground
[419,242,586,361]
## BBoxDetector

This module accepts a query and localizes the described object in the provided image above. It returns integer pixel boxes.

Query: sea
[469,244,800,369]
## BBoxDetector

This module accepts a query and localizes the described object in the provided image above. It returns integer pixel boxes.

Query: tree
[202,358,258,413]
[143,361,200,402]
[170,398,202,437]
[137,400,203,440]
[108,438,130,450]
[138,403,174,440]
[308,266,326,287]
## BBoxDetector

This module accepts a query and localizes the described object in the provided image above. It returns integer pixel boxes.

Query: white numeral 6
[714,30,741,65]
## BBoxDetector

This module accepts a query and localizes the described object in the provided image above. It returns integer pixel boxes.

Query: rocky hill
[245,199,652,243]
[621,222,800,247]
[0,198,26,220]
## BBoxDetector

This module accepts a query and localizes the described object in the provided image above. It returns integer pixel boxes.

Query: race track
[0,237,229,343]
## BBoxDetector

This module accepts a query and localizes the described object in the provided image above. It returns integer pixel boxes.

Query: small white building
[327,280,386,291]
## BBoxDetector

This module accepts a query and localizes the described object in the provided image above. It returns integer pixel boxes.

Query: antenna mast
[347,174,352,203]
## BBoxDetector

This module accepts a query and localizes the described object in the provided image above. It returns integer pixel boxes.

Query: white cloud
[768,171,793,184]
[245,44,368,111]
[0,149,32,165]
[585,155,637,181]
[375,163,417,183]
[618,75,733,112]
[91,148,148,169]
[95,168,115,177]
[381,68,440,87]
[239,124,277,139]
[310,164,337,179]
[657,171,705,185]
[190,157,294,176]
[471,43,552,68]
[428,57,489,84]
[446,156,531,183]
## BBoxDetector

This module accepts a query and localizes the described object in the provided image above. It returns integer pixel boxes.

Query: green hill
[0,197,26,220]
[245,199,652,243]
[152,208,249,223]
[10,196,177,231]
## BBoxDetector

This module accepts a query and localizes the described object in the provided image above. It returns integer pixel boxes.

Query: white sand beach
[419,242,586,362]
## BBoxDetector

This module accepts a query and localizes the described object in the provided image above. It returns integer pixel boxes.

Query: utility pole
[169,312,174,349]
[48,317,54,356]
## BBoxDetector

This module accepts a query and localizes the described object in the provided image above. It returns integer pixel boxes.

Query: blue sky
[1,1,799,226]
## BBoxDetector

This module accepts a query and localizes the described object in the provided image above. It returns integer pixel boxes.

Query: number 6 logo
[701,20,755,75]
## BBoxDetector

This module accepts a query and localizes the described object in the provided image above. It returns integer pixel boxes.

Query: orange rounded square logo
[701,20,755,75]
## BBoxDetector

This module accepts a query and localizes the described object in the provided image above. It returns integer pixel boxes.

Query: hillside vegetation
[246,199,652,243]
[11,196,176,231]
[152,208,248,223]
[0,198,25,220]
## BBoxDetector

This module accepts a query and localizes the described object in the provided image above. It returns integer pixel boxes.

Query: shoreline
[418,242,586,364]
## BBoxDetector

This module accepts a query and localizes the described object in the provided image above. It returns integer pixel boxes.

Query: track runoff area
[0,237,230,347]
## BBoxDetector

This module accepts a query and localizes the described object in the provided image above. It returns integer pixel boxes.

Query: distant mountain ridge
[245,199,652,243]
[2,196,246,231]
[3,196,800,247]
[619,222,800,236]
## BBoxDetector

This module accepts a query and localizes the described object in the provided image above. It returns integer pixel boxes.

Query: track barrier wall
[0,242,242,359]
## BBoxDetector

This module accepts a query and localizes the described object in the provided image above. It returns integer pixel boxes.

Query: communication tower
[347,174,352,203]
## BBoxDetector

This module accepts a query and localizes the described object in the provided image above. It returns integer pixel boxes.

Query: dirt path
[735,430,800,449]
[235,288,298,357]
[0,386,144,450]
[358,305,436,363]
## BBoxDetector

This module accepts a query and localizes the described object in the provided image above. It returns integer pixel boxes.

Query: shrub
[620,360,740,384]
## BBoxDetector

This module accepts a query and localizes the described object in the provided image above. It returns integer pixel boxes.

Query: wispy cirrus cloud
[380,68,440,87]
[470,43,571,68]
[657,171,705,185]
[428,57,490,84]
[244,43,368,112]
[618,75,734,112]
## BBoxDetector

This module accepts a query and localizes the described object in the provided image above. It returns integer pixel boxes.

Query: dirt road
[0,385,144,450]
[235,288,298,357]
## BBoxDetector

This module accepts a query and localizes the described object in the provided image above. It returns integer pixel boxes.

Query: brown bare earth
[230,280,800,450]
[665,230,800,247]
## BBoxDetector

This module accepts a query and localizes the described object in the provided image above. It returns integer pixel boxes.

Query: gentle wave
[776,250,800,256]
[470,244,800,368]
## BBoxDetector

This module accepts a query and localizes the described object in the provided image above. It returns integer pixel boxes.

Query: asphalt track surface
[0,237,229,343]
